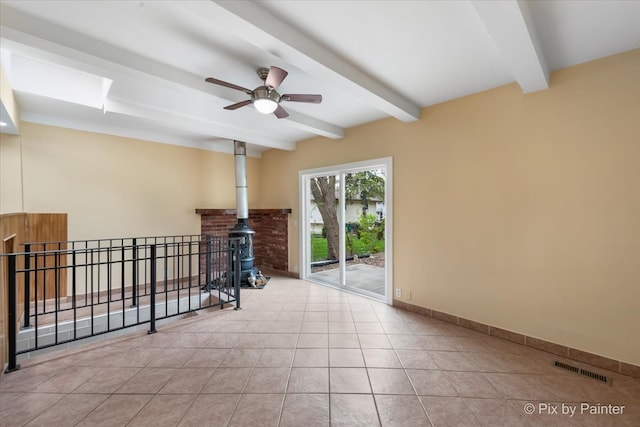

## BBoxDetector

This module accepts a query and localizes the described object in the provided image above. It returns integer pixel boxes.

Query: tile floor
[1,275,639,426]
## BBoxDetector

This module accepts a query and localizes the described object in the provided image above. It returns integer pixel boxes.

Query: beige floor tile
[145,347,197,367]
[264,333,299,348]
[217,320,251,332]
[445,371,503,398]
[328,311,353,322]
[420,396,480,426]
[328,303,351,312]
[352,312,379,322]
[396,349,439,370]
[329,333,360,348]
[483,373,557,401]
[204,333,240,348]
[228,393,284,427]
[170,331,213,348]
[201,367,253,393]
[429,351,477,371]
[409,323,443,336]
[329,321,357,333]
[244,367,290,393]
[330,394,381,427]
[359,334,392,349]
[301,321,329,333]
[0,365,57,392]
[437,325,474,337]
[421,336,461,351]
[389,334,426,350]
[127,394,196,427]
[159,367,215,393]
[0,392,24,406]
[462,352,511,372]
[218,348,262,367]
[379,322,409,334]
[0,392,66,427]
[368,368,415,395]
[306,303,329,312]
[233,333,268,348]
[278,311,305,321]
[356,321,385,334]
[293,348,329,367]
[24,393,108,427]
[350,303,375,312]
[178,394,241,427]
[287,367,329,393]
[508,400,583,426]
[375,312,406,324]
[330,348,366,367]
[375,395,430,426]
[73,367,140,393]
[407,369,458,397]
[464,398,529,426]
[297,333,329,348]
[76,394,153,427]
[256,348,295,367]
[280,394,329,427]
[271,321,303,333]
[183,348,230,368]
[34,366,96,393]
[330,367,372,393]
[363,349,402,368]
[115,367,177,394]
[304,311,329,321]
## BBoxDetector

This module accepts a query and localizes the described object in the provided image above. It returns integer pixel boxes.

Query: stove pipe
[230,141,256,283]
[234,140,249,223]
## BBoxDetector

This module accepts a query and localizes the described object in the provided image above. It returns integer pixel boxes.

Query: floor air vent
[553,360,611,385]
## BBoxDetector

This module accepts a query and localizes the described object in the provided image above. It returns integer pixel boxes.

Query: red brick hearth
[195,208,291,272]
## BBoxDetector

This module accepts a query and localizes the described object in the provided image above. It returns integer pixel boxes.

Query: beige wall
[0,133,23,213]
[7,122,259,240]
[258,49,640,365]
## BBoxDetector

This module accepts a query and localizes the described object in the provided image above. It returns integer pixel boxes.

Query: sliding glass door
[300,158,392,303]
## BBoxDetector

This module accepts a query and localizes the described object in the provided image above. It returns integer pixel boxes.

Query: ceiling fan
[205,66,322,119]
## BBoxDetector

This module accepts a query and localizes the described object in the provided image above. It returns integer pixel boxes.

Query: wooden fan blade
[281,94,322,103]
[224,99,252,110]
[274,105,289,119]
[205,77,253,94]
[265,66,288,89]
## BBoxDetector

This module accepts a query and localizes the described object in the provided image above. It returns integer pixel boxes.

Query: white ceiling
[1,1,639,157]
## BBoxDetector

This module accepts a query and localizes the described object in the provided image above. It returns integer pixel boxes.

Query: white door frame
[299,157,393,304]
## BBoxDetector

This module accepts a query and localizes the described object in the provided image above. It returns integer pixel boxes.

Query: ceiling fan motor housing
[252,86,281,103]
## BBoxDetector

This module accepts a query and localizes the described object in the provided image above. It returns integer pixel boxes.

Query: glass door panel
[301,158,391,304]
[308,174,342,286]
[343,169,386,297]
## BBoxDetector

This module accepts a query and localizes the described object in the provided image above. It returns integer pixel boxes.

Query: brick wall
[196,209,291,272]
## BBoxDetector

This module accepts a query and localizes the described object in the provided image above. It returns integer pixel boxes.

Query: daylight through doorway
[300,158,392,304]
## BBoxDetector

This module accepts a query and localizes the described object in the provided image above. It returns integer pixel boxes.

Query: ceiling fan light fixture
[252,86,280,114]
[253,98,278,114]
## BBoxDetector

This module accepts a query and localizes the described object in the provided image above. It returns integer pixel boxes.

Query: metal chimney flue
[234,140,249,222]
[229,141,257,286]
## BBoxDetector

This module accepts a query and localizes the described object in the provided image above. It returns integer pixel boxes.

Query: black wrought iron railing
[2,234,242,373]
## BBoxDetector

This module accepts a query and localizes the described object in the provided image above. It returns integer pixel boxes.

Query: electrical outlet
[395,288,402,298]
